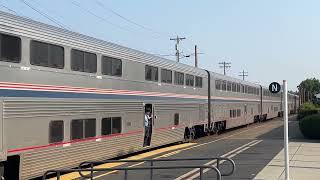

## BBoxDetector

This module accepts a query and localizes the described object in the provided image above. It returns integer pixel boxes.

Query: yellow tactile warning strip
[49,143,196,180]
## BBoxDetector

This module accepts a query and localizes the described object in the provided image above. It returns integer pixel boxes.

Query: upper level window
[232,83,237,92]
[237,84,241,92]
[49,120,64,143]
[71,119,96,140]
[161,69,172,84]
[30,40,64,69]
[101,56,122,76]
[145,65,158,82]
[174,71,184,85]
[215,80,221,90]
[195,76,203,88]
[0,33,21,63]
[186,74,194,87]
[227,82,232,91]
[222,81,227,91]
[101,117,122,135]
[71,49,97,73]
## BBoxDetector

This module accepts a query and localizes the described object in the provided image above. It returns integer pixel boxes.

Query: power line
[70,0,149,35]
[27,0,74,30]
[239,70,248,81]
[219,61,231,75]
[94,0,163,38]
[0,3,18,15]
[19,0,68,29]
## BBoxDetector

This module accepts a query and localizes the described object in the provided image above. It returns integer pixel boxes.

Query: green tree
[299,78,320,102]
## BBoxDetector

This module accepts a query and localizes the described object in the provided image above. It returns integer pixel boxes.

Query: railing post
[90,163,94,180]
[200,167,203,180]
[150,161,154,180]
[57,171,60,180]
[217,158,220,171]
[124,169,128,180]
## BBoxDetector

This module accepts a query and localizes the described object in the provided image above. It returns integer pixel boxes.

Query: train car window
[0,33,21,63]
[241,85,245,93]
[174,113,180,125]
[245,86,248,94]
[233,110,237,117]
[161,69,172,84]
[102,117,122,135]
[222,81,227,91]
[237,84,241,92]
[186,74,194,86]
[195,76,203,88]
[232,83,237,92]
[237,109,241,117]
[101,56,122,77]
[101,117,112,135]
[49,120,64,143]
[84,119,96,138]
[230,110,232,118]
[84,52,97,73]
[215,80,221,90]
[227,82,232,91]
[251,108,253,115]
[30,40,64,69]
[71,119,84,140]
[71,49,97,73]
[112,117,122,134]
[145,65,158,82]
[174,71,184,85]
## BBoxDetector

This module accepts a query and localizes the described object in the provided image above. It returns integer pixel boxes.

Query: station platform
[48,116,320,180]
[254,141,320,180]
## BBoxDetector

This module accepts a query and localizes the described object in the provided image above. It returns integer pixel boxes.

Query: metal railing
[43,157,235,180]
[43,165,222,180]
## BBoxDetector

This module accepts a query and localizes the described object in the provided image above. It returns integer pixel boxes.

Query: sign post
[283,80,289,180]
[269,81,289,180]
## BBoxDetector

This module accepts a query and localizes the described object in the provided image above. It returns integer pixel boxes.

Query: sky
[1,0,319,91]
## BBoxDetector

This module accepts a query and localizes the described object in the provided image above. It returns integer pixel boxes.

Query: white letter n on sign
[272,84,278,92]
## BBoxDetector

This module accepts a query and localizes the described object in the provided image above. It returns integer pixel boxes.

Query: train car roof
[0,11,207,76]
[1,10,265,87]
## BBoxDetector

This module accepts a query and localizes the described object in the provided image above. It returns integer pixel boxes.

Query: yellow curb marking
[50,143,196,180]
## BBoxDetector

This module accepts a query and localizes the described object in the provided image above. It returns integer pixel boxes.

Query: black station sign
[269,82,281,93]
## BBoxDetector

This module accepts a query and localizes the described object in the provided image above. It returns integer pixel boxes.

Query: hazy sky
[1,0,319,90]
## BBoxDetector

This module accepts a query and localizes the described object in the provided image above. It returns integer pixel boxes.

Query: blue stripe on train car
[0,89,259,103]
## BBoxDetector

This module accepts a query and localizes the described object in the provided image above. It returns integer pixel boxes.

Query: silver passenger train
[0,11,299,179]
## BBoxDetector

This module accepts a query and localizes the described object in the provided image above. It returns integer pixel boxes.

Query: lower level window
[71,119,96,140]
[101,117,122,135]
[174,113,180,125]
[49,120,64,143]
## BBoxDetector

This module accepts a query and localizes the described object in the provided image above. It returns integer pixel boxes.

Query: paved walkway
[254,119,320,180]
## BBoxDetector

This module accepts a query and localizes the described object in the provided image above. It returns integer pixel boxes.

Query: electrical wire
[19,0,69,29]
[0,3,18,15]
[70,0,138,34]
[94,0,164,38]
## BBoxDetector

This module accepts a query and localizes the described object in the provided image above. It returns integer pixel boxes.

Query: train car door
[143,103,154,147]
[0,101,3,158]
[0,100,5,166]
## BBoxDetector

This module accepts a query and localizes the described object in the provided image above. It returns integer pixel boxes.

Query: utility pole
[170,35,186,62]
[239,70,248,81]
[219,61,231,75]
[194,45,198,67]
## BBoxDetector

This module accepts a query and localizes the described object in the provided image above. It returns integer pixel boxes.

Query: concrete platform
[254,142,320,180]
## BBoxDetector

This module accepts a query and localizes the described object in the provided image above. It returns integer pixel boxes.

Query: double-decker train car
[0,11,298,179]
